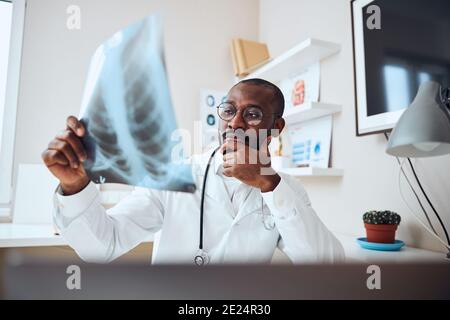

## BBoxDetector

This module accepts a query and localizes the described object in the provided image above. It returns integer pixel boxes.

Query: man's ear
[271,118,285,137]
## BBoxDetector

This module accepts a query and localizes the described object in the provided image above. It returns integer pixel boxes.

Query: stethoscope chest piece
[194,249,210,266]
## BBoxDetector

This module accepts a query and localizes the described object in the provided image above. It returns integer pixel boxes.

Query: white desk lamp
[386,80,450,259]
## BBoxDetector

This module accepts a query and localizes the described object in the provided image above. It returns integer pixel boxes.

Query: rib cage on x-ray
[79,15,196,192]
[82,86,132,179]
[121,25,166,177]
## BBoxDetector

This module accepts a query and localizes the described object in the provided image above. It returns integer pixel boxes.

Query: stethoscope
[194,147,276,266]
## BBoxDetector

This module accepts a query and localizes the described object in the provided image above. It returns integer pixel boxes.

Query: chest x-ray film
[78,15,196,193]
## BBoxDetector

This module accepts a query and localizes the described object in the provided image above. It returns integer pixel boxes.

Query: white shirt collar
[211,147,223,175]
[213,148,239,182]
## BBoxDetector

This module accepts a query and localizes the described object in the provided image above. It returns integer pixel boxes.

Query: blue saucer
[357,237,405,251]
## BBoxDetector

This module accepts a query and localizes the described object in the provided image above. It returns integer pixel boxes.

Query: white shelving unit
[241,38,341,83]
[283,102,342,124]
[240,38,343,177]
[278,167,344,177]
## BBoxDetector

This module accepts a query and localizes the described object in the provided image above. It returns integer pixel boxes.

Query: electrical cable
[384,132,438,235]
[407,158,450,246]
[398,159,450,251]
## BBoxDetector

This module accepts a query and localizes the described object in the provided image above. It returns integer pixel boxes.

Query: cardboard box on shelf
[231,38,270,77]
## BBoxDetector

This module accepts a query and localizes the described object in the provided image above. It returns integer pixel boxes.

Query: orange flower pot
[364,223,398,244]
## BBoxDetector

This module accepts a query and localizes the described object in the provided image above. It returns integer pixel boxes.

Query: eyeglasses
[216,102,281,126]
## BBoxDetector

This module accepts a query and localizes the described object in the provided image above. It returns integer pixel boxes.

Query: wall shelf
[278,167,344,177]
[241,38,341,83]
[237,37,343,178]
[283,102,342,124]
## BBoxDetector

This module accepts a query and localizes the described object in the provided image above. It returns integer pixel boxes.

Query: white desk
[0,224,446,263]
[0,224,66,248]
[335,233,446,263]
[0,223,154,248]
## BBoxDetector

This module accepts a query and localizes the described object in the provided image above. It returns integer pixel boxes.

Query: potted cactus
[363,210,401,243]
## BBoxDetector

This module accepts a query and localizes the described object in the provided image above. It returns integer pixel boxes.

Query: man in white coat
[42,78,344,264]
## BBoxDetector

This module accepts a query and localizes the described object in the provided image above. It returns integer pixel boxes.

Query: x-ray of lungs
[79,15,196,193]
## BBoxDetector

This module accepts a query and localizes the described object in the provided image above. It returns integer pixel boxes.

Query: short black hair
[233,78,285,116]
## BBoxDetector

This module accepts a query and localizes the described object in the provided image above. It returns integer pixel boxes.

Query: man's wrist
[60,177,90,196]
[259,173,281,193]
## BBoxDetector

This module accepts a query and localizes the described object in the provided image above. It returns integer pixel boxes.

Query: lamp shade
[386,81,450,158]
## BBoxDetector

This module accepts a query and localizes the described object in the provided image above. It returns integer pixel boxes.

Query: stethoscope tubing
[199,147,220,250]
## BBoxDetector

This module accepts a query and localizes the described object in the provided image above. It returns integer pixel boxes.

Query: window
[0,0,26,217]
[0,0,13,148]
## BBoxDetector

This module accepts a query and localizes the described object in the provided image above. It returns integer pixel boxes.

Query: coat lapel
[192,149,267,224]
[193,150,235,220]
[205,171,235,220]
[233,187,264,224]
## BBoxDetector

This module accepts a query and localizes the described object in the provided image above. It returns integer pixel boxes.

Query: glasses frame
[216,102,282,126]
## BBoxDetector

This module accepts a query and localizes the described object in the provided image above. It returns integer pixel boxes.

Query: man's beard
[219,128,271,154]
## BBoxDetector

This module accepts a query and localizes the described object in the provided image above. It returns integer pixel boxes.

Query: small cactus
[363,210,401,225]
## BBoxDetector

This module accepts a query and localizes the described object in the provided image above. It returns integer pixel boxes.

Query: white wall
[12,0,450,253]
[260,0,450,252]
[13,0,258,190]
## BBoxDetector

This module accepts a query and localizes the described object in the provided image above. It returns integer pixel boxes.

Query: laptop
[1,259,449,299]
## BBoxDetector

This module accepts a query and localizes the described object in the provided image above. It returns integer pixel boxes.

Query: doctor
[42,78,344,264]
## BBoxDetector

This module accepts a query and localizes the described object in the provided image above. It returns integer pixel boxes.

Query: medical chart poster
[288,115,332,168]
[280,63,321,110]
[199,89,226,151]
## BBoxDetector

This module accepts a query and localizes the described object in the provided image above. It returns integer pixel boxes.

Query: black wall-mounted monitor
[352,0,450,136]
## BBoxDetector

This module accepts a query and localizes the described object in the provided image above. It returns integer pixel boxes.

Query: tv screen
[352,0,450,135]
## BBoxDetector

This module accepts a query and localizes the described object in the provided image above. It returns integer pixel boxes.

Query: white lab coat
[53,150,345,264]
